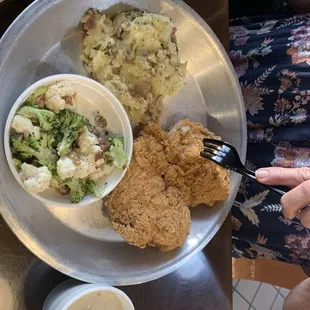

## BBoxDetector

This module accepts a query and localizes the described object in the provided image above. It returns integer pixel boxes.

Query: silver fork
[201,138,286,196]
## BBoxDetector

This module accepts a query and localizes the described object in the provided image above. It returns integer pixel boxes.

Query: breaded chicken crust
[107,119,229,251]
[165,119,230,207]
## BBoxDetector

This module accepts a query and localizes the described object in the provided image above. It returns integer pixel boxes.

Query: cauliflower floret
[12,115,32,133]
[20,163,52,193]
[74,160,94,179]
[89,170,104,180]
[57,156,76,180]
[11,115,41,140]
[74,145,104,179]
[45,96,66,114]
[89,164,114,180]
[31,126,41,140]
[90,145,104,161]
[48,81,76,97]
[85,146,113,180]
[74,158,99,179]
[77,127,99,154]
[85,146,105,168]
[45,81,76,113]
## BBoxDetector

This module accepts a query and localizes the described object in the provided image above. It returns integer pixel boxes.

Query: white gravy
[67,291,123,310]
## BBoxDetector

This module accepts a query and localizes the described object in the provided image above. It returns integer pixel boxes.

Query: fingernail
[256,170,269,179]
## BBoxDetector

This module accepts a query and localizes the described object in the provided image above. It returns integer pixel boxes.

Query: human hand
[256,167,310,228]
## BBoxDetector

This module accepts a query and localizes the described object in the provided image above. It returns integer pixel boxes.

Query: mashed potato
[81,9,187,124]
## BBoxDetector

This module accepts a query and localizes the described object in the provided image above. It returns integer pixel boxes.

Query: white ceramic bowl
[4,74,133,207]
[43,280,134,310]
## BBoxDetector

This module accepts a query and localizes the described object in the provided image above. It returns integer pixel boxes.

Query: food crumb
[94,111,107,129]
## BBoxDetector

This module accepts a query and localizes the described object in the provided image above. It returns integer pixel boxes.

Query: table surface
[0,1,231,309]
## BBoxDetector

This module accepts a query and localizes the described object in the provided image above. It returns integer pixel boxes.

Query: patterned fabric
[230,13,310,266]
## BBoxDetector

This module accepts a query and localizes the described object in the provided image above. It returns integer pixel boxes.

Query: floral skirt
[230,12,310,266]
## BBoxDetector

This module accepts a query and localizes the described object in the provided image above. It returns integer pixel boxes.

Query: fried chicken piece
[106,119,229,252]
[165,119,230,207]
[133,124,169,175]
[106,133,191,252]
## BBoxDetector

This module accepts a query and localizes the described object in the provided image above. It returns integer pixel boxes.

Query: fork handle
[238,167,287,196]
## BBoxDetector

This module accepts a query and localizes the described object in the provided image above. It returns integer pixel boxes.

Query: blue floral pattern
[230,12,310,266]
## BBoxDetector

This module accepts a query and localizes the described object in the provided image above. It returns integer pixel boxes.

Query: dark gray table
[0,1,232,309]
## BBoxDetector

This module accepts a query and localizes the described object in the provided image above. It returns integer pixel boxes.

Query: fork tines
[202,139,228,156]
[203,138,231,149]
[201,138,230,169]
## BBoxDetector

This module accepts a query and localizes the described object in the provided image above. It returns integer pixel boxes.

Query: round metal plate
[0,0,246,285]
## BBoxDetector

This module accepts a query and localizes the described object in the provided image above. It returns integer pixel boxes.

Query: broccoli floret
[17,106,60,131]
[63,178,88,203]
[86,179,102,198]
[105,137,128,169]
[13,158,22,170]
[52,175,102,202]
[25,86,47,107]
[11,134,58,172]
[104,153,114,165]
[57,110,90,156]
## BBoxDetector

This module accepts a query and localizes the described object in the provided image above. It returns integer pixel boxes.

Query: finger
[281,179,310,219]
[256,167,310,187]
[299,207,310,229]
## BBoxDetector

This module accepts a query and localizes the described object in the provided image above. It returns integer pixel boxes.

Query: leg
[284,278,310,309]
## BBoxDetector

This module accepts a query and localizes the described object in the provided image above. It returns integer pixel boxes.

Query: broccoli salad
[10,80,128,203]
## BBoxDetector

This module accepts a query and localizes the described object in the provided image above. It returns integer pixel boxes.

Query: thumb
[255,167,310,188]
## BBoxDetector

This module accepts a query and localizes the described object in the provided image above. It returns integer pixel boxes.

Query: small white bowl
[43,280,134,310]
[4,74,133,207]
